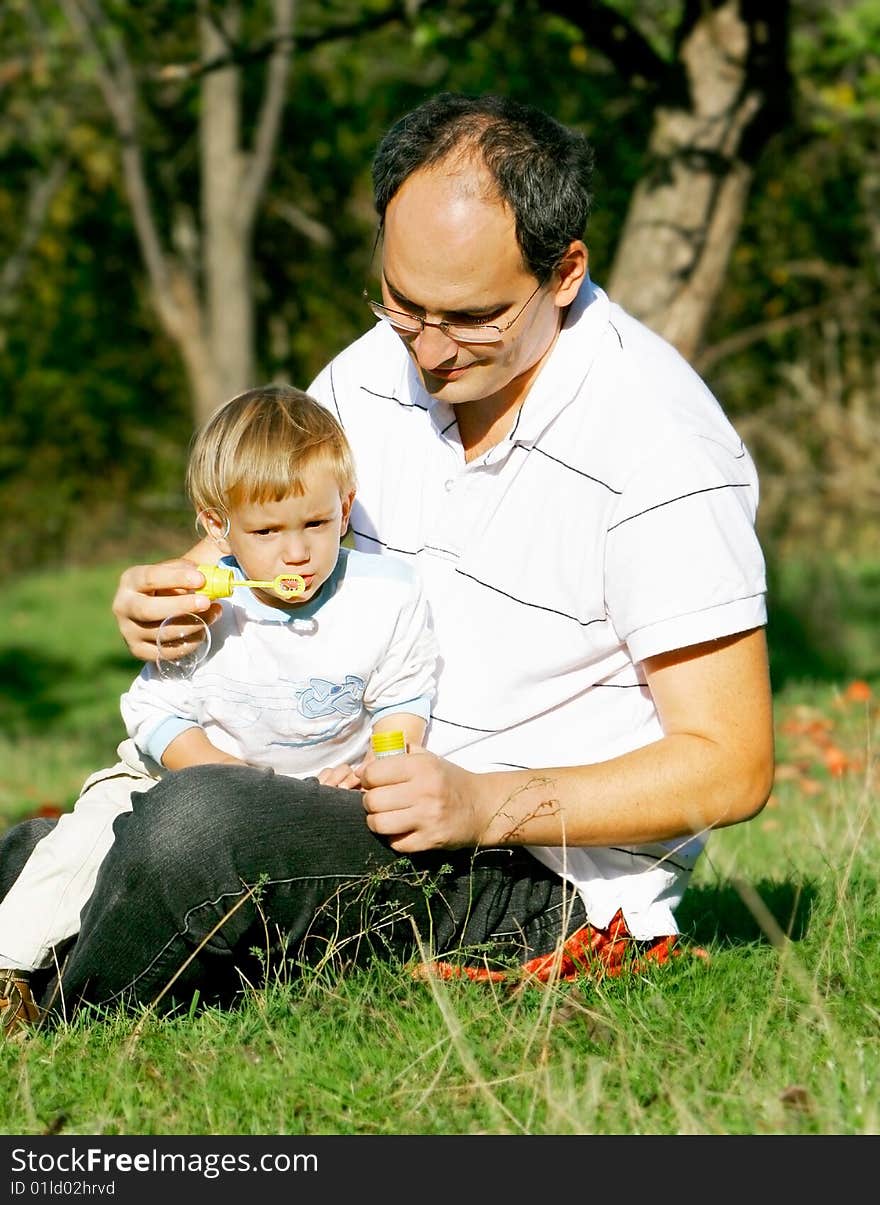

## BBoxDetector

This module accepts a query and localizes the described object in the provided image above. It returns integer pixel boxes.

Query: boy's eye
[305,519,329,528]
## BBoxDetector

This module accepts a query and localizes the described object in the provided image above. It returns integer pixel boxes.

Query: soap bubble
[156,612,212,680]
[195,508,229,542]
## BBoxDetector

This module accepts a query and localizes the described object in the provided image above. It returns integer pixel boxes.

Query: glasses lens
[444,324,502,344]
[365,298,503,343]
[367,301,421,333]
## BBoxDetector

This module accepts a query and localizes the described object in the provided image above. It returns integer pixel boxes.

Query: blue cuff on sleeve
[141,716,202,764]
[369,695,432,724]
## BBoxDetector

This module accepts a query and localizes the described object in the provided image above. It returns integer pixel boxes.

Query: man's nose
[410,323,459,368]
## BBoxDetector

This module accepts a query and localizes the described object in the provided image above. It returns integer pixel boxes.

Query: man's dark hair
[371,92,595,283]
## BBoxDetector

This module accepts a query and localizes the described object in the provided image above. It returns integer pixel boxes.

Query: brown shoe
[0,969,41,1040]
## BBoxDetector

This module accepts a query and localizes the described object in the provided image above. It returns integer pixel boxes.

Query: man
[1,92,773,1029]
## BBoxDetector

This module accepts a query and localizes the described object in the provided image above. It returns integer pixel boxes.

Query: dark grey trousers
[0,765,586,1019]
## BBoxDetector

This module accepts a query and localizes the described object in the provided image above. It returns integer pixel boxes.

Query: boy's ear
[340,490,356,536]
[197,508,232,552]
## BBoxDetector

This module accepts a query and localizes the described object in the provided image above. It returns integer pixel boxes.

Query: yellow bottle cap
[371,730,407,756]
[197,564,236,600]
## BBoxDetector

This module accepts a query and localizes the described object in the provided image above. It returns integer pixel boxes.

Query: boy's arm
[160,727,249,771]
[316,710,428,789]
[121,652,246,774]
[371,711,427,750]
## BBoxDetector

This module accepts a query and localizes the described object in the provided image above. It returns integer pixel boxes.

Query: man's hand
[113,558,222,662]
[359,748,485,852]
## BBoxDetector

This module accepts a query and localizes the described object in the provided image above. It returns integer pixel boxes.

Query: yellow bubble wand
[196,564,306,602]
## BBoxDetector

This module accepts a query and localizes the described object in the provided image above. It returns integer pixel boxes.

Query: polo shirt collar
[508,274,608,449]
[413,274,609,453]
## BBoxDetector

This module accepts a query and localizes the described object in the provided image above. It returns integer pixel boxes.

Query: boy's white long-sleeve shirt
[120,548,439,777]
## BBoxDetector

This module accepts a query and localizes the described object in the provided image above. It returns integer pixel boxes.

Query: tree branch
[238,0,295,227]
[270,198,334,248]
[694,303,834,375]
[530,0,680,95]
[153,2,407,83]
[63,0,134,137]
[0,158,68,311]
[58,0,172,303]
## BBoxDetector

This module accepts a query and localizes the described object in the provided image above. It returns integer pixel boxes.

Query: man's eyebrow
[382,275,506,319]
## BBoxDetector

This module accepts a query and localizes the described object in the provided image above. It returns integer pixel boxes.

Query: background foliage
[0,0,877,653]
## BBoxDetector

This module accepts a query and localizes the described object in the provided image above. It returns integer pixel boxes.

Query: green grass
[0,561,878,1135]
[0,562,142,822]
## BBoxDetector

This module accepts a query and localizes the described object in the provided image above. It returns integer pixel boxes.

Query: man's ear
[340,490,356,536]
[552,240,588,309]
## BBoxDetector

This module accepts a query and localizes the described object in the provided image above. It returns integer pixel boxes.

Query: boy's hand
[317,762,363,790]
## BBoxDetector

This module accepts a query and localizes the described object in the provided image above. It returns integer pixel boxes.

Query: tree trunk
[199,4,254,420]
[60,0,294,427]
[607,2,779,362]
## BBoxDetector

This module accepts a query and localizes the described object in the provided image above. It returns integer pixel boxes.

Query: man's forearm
[472,730,772,849]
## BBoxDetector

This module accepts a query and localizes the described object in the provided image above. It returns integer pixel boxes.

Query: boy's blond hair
[186,385,356,514]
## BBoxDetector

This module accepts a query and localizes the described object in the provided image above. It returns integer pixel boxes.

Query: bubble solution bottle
[370,731,407,758]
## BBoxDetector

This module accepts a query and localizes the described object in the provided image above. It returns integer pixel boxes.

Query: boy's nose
[281,539,309,565]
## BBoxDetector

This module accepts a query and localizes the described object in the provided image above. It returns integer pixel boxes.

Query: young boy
[0,386,438,1037]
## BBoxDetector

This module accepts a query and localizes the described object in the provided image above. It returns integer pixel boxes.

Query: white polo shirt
[309,277,767,938]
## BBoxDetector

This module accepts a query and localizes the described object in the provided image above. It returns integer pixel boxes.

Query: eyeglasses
[363,280,544,345]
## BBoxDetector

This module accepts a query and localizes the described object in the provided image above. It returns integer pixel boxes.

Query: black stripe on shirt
[608,846,694,875]
[351,537,600,626]
[697,433,748,461]
[508,405,524,442]
[351,534,599,632]
[328,362,343,425]
[607,482,752,533]
[454,567,608,627]
[431,714,500,734]
[524,444,622,492]
[594,682,647,689]
[359,385,429,411]
[349,527,420,557]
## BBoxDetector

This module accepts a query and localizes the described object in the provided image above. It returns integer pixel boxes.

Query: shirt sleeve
[604,433,767,663]
[119,666,202,765]
[362,569,439,724]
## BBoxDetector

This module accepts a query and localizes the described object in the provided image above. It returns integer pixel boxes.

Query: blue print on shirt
[295,675,365,719]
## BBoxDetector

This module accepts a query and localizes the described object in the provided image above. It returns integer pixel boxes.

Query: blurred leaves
[0,1,877,565]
